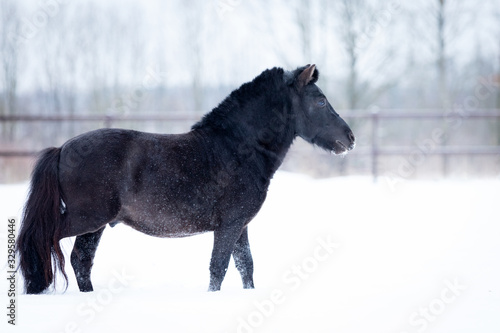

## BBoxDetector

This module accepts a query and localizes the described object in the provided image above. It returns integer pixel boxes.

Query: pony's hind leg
[70,226,105,292]
[232,227,254,289]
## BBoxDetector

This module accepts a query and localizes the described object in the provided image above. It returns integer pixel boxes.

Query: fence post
[371,108,379,182]
[104,114,113,128]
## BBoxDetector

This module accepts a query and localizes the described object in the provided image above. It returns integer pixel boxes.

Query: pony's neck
[240,99,295,177]
[192,68,296,180]
[201,94,295,179]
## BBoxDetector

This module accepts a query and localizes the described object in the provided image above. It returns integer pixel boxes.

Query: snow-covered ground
[1,172,499,333]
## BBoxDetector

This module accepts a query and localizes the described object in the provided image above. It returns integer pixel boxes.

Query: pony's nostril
[348,131,355,143]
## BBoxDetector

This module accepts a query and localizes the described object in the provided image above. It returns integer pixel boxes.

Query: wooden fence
[1,109,500,180]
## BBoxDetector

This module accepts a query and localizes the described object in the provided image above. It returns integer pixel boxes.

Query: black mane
[192,67,286,131]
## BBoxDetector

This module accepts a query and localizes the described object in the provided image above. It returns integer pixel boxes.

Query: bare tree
[436,0,450,109]
[331,0,402,175]
[421,0,471,175]
[40,26,63,114]
[410,0,475,106]
[295,0,312,62]
[339,0,361,109]
[495,5,500,146]
[181,0,206,111]
[0,0,19,139]
[334,0,400,110]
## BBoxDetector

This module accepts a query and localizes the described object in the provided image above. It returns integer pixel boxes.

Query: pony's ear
[295,64,318,90]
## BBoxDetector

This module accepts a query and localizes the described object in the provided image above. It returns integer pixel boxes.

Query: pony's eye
[317,99,326,107]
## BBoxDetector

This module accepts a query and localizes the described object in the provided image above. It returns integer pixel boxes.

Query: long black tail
[16,147,68,294]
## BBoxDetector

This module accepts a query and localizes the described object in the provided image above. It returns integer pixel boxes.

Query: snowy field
[1,172,500,333]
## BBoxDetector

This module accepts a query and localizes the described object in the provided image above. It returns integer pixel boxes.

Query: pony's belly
[128,222,209,238]
[119,211,217,238]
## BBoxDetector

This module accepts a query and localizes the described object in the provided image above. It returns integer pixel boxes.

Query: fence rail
[1,109,500,179]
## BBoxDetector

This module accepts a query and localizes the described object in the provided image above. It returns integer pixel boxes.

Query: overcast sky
[5,0,500,94]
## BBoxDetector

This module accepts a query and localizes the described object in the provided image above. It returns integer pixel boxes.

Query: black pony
[17,65,355,294]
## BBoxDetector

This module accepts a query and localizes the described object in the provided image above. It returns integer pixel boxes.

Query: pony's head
[287,64,355,155]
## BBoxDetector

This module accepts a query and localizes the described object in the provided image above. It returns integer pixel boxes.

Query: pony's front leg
[208,224,245,291]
